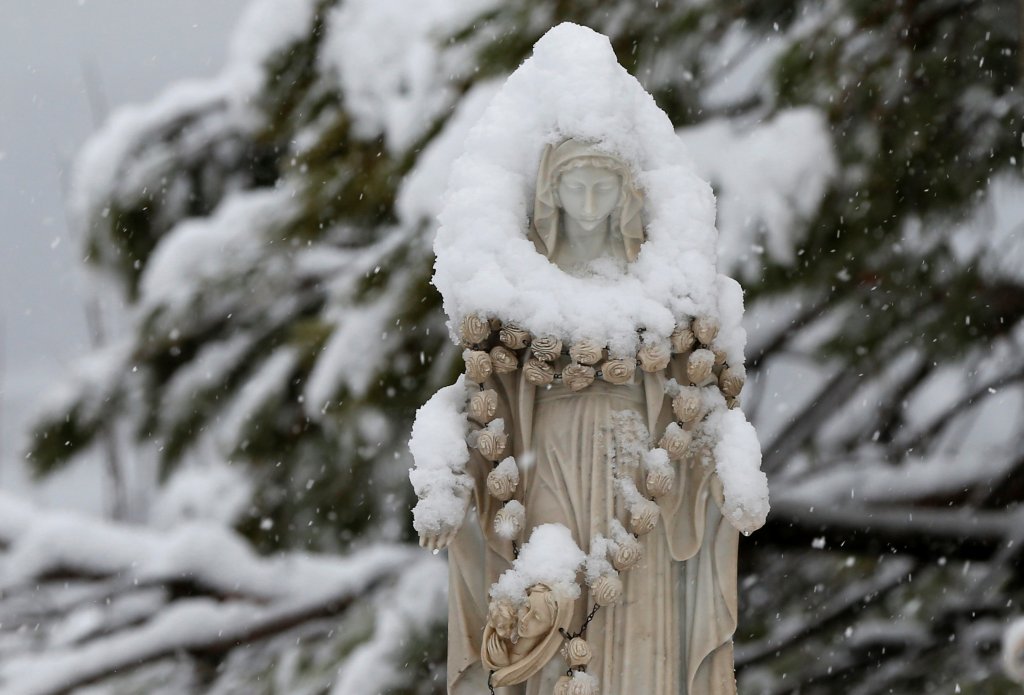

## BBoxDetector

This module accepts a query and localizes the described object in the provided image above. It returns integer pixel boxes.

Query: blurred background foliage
[14,0,1024,692]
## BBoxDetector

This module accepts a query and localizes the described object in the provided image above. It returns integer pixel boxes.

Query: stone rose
[561,637,592,667]
[459,314,490,346]
[562,363,596,392]
[630,498,661,536]
[568,676,598,695]
[638,341,671,372]
[646,467,675,498]
[493,501,524,540]
[489,345,519,374]
[464,350,493,384]
[523,358,555,386]
[476,429,508,462]
[671,321,696,353]
[612,539,643,572]
[499,323,531,350]
[591,574,623,607]
[726,395,741,410]
[713,347,728,366]
[569,338,605,366]
[601,357,635,385]
[659,423,692,460]
[468,389,498,425]
[686,349,715,384]
[487,599,518,642]
[672,386,703,423]
[693,315,720,346]
[531,335,563,362]
[719,364,746,398]
[486,467,518,502]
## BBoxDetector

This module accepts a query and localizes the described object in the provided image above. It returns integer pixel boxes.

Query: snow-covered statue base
[409,22,769,695]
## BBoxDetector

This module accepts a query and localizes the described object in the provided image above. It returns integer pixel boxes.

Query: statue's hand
[419,525,460,552]
[484,630,511,667]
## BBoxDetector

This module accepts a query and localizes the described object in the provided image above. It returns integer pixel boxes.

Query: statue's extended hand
[484,630,511,667]
[419,526,459,552]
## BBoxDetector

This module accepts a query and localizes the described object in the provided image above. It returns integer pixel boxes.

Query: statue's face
[517,588,556,639]
[557,165,622,232]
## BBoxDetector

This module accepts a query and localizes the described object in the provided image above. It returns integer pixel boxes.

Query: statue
[409,23,768,695]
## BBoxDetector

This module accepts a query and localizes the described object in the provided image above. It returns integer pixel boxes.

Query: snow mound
[408,377,473,535]
[710,408,770,534]
[490,523,586,603]
[434,22,722,353]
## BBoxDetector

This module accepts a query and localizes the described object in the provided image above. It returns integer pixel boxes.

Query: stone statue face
[517,586,557,639]
[556,165,622,234]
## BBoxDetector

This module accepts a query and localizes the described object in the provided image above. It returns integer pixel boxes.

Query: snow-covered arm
[660,277,769,536]
[706,407,769,535]
[408,376,475,550]
[703,277,769,534]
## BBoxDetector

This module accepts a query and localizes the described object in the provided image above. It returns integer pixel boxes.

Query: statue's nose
[584,188,597,215]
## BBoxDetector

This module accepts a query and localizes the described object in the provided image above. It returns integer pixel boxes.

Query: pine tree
[15,0,1024,692]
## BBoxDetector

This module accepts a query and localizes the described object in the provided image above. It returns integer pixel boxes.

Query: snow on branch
[760,497,1024,564]
[0,490,435,695]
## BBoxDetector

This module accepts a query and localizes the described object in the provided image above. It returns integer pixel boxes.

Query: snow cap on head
[434,21,720,352]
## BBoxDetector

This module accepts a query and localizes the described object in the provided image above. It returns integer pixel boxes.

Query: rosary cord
[559,602,601,642]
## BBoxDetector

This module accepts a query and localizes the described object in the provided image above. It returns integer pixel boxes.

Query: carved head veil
[531,138,646,263]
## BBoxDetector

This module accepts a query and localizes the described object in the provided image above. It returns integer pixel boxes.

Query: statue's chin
[571,217,607,231]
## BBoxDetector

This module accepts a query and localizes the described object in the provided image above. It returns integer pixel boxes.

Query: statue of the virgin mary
[409,22,768,695]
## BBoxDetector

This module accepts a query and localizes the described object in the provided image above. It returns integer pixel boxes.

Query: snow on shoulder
[433,22,720,353]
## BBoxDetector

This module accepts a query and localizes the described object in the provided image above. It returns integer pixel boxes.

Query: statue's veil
[531,138,646,263]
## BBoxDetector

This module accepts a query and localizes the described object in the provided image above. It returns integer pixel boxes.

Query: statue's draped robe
[448,355,739,695]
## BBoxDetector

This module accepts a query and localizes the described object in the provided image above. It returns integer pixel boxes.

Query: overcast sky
[0,0,250,510]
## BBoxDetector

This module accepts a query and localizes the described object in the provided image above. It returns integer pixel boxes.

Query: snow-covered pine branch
[0,490,445,695]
